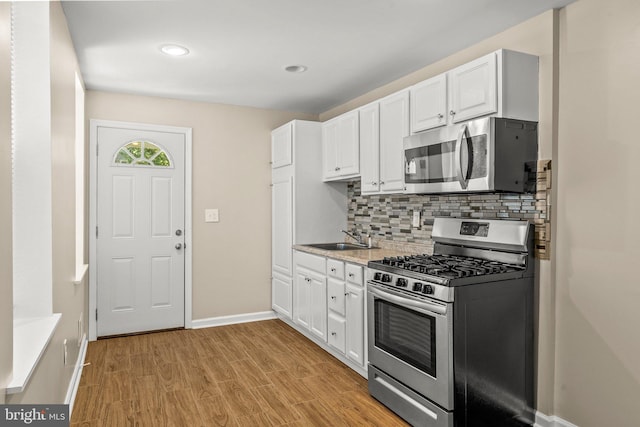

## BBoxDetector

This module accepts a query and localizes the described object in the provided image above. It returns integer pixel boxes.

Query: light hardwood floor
[71,319,409,426]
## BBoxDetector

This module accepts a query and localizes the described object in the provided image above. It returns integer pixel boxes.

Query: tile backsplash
[346,160,551,257]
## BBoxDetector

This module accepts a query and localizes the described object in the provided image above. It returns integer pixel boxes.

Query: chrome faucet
[341,229,365,246]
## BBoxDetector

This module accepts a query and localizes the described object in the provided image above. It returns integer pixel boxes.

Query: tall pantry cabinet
[271,120,347,319]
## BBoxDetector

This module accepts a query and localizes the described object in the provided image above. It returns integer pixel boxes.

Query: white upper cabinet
[410,49,538,133]
[449,52,498,123]
[359,102,380,194]
[271,122,293,168]
[410,73,448,133]
[359,90,408,195]
[322,110,359,181]
[379,90,409,193]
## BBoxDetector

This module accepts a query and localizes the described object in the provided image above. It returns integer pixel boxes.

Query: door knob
[175,229,182,236]
[175,243,183,250]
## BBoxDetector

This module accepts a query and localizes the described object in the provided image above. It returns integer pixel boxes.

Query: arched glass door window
[113,140,173,167]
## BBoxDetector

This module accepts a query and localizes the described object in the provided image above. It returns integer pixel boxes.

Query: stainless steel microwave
[403,117,538,194]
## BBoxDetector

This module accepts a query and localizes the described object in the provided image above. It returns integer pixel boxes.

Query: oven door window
[374,299,436,376]
[404,135,488,184]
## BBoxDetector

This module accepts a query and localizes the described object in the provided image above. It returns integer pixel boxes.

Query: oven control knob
[413,282,423,292]
[381,274,392,283]
[422,285,434,295]
[374,272,382,281]
[396,278,408,287]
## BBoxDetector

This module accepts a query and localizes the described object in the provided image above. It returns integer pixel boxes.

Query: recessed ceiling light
[285,65,308,73]
[160,44,190,57]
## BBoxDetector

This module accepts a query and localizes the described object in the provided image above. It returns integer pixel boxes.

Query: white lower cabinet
[290,250,366,375]
[345,284,365,365]
[272,272,292,319]
[328,312,346,353]
[294,252,327,342]
[327,260,365,368]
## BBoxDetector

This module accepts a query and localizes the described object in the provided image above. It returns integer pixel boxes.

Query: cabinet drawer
[327,278,346,316]
[295,251,326,274]
[327,313,346,354]
[345,264,363,286]
[327,259,345,279]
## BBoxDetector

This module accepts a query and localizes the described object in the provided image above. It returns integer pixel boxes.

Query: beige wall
[0,1,13,404]
[7,1,88,404]
[319,10,559,414]
[86,91,316,320]
[554,0,640,425]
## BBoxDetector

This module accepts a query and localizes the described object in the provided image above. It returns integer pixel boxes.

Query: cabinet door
[327,278,346,316]
[322,119,339,179]
[328,313,346,354]
[410,74,447,133]
[336,110,360,176]
[379,90,409,193]
[294,268,311,330]
[359,103,380,194]
[345,284,365,366]
[271,122,293,168]
[272,272,292,319]
[271,171,293,277]
[309,270,327,342]
[449,52,497,123]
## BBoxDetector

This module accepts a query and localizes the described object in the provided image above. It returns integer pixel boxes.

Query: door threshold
[98,326,185,340]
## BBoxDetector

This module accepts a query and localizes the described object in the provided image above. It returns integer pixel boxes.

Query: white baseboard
[65,334,88,415]
[191,310,277,329]
[535,411,580,427]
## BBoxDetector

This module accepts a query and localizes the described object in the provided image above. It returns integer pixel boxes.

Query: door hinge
[95,309,98,321]
[96,226,98,238]
[96,144,99,156]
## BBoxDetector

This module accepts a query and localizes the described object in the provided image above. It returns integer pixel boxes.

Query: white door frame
[88,119,193,341]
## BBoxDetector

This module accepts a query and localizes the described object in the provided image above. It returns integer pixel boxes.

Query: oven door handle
[455,123,470,190]
[368,285,448,316]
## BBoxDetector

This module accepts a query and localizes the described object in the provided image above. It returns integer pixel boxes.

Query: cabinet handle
[437,113,444,119]
[345,292,350,297]
[331,332,337,336]
[330,268,336,272]
[371,181,378,186]
[331,296,336,300]
[335,166,341,171]
[305,277,311,282]
[348,273,355,278]
[449,110,456,116]
[379,181,385,186]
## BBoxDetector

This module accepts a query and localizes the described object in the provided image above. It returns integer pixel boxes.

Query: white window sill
[73,264,89,285]
[7,313,62,394]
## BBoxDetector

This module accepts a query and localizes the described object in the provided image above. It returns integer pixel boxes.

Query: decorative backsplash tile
[346,160,552,258]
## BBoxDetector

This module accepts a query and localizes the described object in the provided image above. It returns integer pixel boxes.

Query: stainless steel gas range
[367,217,535,427]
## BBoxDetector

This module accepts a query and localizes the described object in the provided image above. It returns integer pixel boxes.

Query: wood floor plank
[196,395,238,427]
[71,319,407,426]
[162,389,205,427]
[217,380,262,418]
[229,358,271,388]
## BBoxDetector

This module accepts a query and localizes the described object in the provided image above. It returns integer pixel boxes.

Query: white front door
[96,124,185,337]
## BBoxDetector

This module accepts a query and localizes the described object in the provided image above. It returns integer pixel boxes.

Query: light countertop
[293,240,432,266]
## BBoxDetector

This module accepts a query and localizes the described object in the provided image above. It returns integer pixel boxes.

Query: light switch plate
[205,208,219,223]
[412,210,421,228]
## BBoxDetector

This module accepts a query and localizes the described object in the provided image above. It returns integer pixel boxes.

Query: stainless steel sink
[304,242,373,251]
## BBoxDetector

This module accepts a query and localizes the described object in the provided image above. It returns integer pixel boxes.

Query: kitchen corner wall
[0,1,13,403]
[86,91,316,320]
[554,0,640,425]
[7,1,88,404]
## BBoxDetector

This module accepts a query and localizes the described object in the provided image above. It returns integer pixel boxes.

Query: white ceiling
[62,0,575,114]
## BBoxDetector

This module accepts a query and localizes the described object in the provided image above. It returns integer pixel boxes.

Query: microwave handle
[455,124,470,189]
